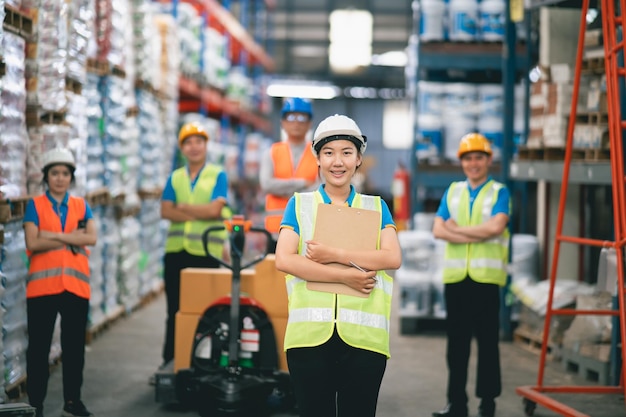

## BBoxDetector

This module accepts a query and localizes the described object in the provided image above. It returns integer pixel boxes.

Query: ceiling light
[329,9,373,73]
[266,81,340,100]
[371,51,408,67]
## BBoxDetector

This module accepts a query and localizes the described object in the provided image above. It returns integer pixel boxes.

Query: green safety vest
[442,180,510,286]
[283,191,394,358]
[165,164,228,259]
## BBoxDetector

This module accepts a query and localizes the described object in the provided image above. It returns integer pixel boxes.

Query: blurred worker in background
[260,97,319,248]
[23,148,98,417]
[274,114,402,417]
[431,133,510,417]
[157,122,229,378]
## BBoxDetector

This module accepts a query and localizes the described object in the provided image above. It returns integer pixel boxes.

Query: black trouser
[162,250,220,364]
[444,276,502,408]
[27,291,89,408]
[286,329,387,417]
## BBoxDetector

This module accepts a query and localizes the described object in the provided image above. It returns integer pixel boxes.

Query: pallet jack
[154,217,295,416]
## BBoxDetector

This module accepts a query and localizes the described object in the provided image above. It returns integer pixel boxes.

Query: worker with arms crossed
[260,97,319,247]
[431,133,511,417]
[23,148,98,417]
[274,114,402,417]
[158,122,229,375]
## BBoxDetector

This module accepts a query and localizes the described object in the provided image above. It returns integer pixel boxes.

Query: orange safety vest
[264,141,318,233]
[26,195,91,300]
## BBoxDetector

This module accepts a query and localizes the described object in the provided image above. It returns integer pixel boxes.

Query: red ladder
[516,0,626,415]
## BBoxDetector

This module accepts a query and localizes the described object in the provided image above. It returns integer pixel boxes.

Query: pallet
[573,147,611,162]
[86,58,110,76]
[3,5,34,40]
[65,77,83,95]
[581,55,605,74]
[4,375,27,400]
[111,65,126,79]
[561,348,610,384]
[0,196,30,223]
[516,146,544,161]
[575,111,609,125]
[85,187,111,207]
[138,188,162,200]
[25,106,66,127]
[513,326,557,361]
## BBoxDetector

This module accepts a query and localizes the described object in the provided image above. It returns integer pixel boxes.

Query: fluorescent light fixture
[329,9,373,73]
[371,51,408,67]
[266,81,341,100]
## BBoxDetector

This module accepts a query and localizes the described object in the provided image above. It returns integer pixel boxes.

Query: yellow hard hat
[457,132,492,158]
[178,122,209,146]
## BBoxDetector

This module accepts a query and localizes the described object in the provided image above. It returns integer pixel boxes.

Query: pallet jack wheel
[523,398,536,416]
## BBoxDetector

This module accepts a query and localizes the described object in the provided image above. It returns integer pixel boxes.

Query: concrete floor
[34,290,626,417]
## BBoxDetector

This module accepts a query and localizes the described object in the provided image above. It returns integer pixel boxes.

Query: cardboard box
[174,312,200,372]
[179,268,256,314]
[251,255,289,319]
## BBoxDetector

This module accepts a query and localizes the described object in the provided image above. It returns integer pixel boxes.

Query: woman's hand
[343,268,378,294]
[305,240,336,264]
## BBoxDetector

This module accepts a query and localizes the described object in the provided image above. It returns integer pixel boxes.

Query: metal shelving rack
[409,1,527,214]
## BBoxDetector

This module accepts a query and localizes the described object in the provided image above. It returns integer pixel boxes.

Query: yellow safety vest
[165,164,227,259]
[283,191,394,357]
[442,180,510,286]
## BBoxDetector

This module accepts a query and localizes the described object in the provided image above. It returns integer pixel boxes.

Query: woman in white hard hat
[23,148,97,417]
[275,114,402,417]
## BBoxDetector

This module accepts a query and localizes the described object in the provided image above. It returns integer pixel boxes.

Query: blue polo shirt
[280,185,395,235]
[435,177,510,221]
[161,165,228,202]
[24,191,94,230]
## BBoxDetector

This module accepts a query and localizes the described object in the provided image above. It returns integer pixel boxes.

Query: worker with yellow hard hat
[156,121,229,378]
[431,133,511,417]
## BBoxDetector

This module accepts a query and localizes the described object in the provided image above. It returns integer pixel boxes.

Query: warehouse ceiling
[267,0,414,92]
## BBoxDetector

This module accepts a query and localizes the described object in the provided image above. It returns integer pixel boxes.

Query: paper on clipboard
[306,203,381,298]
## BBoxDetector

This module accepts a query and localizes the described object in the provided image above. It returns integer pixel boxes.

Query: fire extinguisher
[392,161,410,231]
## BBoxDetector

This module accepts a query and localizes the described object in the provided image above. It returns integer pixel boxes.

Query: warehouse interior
[0,0,624,416]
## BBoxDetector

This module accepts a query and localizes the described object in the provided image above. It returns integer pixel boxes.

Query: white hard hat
[42,147,76,171]
[312,114,367,156]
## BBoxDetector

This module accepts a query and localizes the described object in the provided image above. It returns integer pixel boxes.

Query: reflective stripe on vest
[165,165,226,258]
[264,142,318,233]
[27,195,91,299]
[442,180,510,286]
[283,191,393,357]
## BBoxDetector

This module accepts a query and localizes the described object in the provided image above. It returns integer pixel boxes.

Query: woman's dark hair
[42,163,76,186]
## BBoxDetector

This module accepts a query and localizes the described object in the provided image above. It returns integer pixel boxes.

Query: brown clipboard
[306,203,381,298]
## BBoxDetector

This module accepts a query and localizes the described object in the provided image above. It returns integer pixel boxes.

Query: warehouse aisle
[38,289,625,417]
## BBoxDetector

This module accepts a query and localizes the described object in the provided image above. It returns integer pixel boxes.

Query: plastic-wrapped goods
[0,33,28,198]
[153,13,180,100]
[0,2,4,56]
[158,99,179,184]
[67,0,95,85]
[99,206,121,317]
[25,0,68,112]
[137,199,165,296]
[88,206,106,329]
[117,215,141,311]
[83,73,105,193]
[204,27,229,89]
[65,91,89,196]
[0,221,29,388]
[131,0,160,89]
[100,75,135,197]
[175,2,202,77]
[108,0,131,69]
[136,89,165,190]
[95,0,112,62]
[26,124,72,195]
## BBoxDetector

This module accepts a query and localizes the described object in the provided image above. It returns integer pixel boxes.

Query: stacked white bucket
[417,0,506,43]
[416,0,507,162]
